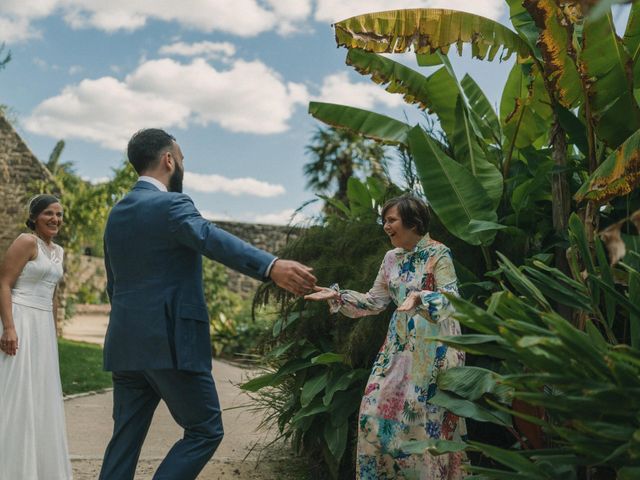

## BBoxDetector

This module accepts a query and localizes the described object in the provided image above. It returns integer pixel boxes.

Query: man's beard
[169,163,184,193]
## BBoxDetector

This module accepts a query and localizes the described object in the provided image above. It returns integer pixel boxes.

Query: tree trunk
[550,118,573,322]
[551,118,571,270]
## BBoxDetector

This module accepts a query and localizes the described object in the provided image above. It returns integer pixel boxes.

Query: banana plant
[399,212,640,478]
[310,3,640,269]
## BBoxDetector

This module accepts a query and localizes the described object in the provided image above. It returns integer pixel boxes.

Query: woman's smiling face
[382,205,421,250]
[34,202,63,241]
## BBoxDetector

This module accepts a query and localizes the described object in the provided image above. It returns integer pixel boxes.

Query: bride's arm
[0,234,37,356]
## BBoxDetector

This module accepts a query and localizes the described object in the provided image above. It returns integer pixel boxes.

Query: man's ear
[161,150,173,171]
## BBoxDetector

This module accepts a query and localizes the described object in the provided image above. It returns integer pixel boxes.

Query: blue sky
[0,1,628,224]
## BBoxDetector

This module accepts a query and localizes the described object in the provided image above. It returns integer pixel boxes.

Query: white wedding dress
[0,237,72,479]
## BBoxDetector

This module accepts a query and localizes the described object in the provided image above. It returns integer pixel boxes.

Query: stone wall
[207,220,301,296]
[0,113,55,258]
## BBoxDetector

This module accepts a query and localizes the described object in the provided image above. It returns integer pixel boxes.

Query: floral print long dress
[329,234,467,480]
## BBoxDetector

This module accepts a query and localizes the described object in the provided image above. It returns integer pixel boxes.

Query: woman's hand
[0,327,18,356]
[304,286,339,302]
[397,292,422,312]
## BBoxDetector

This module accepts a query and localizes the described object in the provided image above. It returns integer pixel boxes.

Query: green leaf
[323,369,368,406]
[497,252,552,311]
[506,0,542,58]
[579,11,640,148]
[467,220,509,234]
[345,49,459,139]
[301,372,330,407]
[241,373,279,392]
[323,420,348,462]
[624,2,640,85]
[522,0,583,108]
[430,390,512,426]
[311,352,346,365]
[630,270,640,348]
[308,101,411,146]
[468,441,548,476]
[400,438,468,456]
[452,96,503,209]
[555,105,589,155]
[619,467,640,480]
[290,400,330,424]
[408,126,498,246]
[575,128,640,203]
[461,73,502,142]
[500,62,552,153]
[334,9,531,61]
[437,366,512,402]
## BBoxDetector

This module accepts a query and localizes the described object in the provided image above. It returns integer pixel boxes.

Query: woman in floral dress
[306,195,467,480]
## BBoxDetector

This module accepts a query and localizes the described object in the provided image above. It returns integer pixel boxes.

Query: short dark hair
[127,128,176,174]
[381,195,431,235]
[26,194,60,230]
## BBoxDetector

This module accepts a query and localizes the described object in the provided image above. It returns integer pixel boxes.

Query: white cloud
[315,72,404,110]
[82,175,110,184]
[314,0,505,23]
[68,65,83,75]
[24,76,190,149]
[25,57,308,149]
[158,41,236,60]
[200,208,316,225]
[184,172,285,197]
[200,210,233,222]
[0,0,314,41]
[252,208,301,225]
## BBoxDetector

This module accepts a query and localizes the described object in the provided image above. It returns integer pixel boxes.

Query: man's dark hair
[381,195,431,235]
[127,128,176,174]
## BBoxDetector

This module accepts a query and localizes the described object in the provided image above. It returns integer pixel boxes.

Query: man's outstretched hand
[269,259,317,296]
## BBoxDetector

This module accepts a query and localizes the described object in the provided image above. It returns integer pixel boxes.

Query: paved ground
[63,310,299,480]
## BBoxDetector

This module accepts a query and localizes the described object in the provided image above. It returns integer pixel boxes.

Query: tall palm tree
[304,126,388,205]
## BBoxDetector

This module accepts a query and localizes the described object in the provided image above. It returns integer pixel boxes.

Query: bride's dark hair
[26,194,60,230]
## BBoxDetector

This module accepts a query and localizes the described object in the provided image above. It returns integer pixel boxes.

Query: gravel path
[63,310,297,480]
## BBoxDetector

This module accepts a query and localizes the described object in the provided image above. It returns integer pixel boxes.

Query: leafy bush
[202,258,272,359]
[406,213,640,479]
[243,213,393,479]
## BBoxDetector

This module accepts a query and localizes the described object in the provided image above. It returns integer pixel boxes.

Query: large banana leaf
[500,63,553,155]
[505,0,542,58]
[522,0,584,108]
[308,101,411,146]
[575,128,640,202]
[344,48,459,139]
[579,11,640,148]
[625,2,640,84]
[452,98,503,209]
[461,73,502,143]
[408,126,498,245]
[334,9,531,61]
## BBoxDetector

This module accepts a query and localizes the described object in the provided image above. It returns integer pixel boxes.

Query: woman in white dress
[0,194,72,479]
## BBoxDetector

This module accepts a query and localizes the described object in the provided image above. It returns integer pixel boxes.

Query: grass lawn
[58,338,112,396]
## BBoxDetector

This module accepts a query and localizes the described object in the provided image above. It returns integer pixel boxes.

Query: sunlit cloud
[158,41,236,61]
[184,172,285,197]
[25,57,309,149]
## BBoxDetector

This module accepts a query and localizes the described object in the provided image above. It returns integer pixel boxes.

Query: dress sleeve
[416,248,458,323]
[327,258,391,318]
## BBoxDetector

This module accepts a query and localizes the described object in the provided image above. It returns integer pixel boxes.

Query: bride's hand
[0,327,18,356]
[397,292,422,312]
[304,286,339,302]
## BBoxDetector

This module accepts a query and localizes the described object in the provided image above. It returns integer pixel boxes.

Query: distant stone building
[0,112,55,259]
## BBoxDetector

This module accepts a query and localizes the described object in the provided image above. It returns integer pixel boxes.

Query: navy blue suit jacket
[103,181,275,372]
